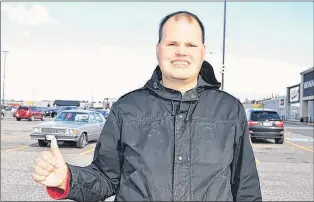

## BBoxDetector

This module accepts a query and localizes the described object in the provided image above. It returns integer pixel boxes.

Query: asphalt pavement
[284,121,314,138]
[1,112,313,201]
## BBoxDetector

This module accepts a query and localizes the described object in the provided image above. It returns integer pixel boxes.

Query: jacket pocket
[203,173,233,201]
[193,121,235,165]
[117,170,153,201]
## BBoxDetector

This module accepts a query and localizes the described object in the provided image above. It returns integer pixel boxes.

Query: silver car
[30,110,106,148]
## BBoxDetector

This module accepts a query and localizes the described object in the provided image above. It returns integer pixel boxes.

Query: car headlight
[33,127,41,133]
[67,129,77,135]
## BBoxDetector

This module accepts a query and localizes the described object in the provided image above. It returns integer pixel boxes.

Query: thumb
[50,136,62,158]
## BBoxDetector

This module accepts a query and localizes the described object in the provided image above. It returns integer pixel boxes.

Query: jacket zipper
[171,114,177,201]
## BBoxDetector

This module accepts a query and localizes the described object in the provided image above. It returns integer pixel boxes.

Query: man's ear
[202,44,206,60]
[156,43,160,57]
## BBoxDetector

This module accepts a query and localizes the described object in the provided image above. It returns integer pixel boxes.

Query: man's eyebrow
[166,40,199,45]
[165,40,178,44]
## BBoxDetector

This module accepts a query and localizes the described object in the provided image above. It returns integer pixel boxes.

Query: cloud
[205,53,304,100]
[19,30,31,38]
[1,3,58,26]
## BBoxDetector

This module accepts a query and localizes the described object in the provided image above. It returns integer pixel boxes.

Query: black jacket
[65,61,262,201]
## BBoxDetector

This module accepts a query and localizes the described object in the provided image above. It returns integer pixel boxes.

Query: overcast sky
[1,2,313,102]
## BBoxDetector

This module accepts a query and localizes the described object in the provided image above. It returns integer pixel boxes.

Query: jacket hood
[144,60,221,100]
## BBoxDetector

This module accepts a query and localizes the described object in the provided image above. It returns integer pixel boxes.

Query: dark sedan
[245,108,284,144]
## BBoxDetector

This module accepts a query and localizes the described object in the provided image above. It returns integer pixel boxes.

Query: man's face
[156,16,206,82]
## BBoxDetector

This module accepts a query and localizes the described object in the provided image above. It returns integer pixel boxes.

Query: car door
[30,107,38,118]
[95,112,106,139]
[88,113,98,140]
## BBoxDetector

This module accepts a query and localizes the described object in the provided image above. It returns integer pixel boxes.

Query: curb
[284,121,314,126]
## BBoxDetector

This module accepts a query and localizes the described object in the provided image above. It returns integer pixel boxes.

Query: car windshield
[251,111,281,121]
[55,112,89,122]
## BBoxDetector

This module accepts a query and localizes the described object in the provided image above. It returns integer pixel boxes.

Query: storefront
[300,67,314,122]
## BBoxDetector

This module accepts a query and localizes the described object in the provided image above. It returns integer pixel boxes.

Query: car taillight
[275,121,284,127]
[248,120,258,126]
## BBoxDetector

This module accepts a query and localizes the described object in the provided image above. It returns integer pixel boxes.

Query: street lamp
[221,0,227,91]
[1,50,9,107]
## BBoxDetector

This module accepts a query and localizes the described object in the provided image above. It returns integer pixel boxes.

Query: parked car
[30,110,106,148]
[49,107,59,117]
[15,106,45,121]
[245,108,284,144]
[11,106,18,117]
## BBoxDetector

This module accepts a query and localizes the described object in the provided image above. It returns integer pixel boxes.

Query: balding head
[158,11,205,44]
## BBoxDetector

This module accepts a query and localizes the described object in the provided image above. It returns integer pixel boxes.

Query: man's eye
[168,43,175,46]
[189,44,197,47]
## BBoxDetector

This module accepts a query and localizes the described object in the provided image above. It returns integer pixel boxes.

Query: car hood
[34,121,88,128]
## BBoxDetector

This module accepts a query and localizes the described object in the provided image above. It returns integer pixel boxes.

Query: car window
[89,113,97,123]
[30,107,37,111]
[251,111,281,121]
[95,112,104,122]
[55,112,89,122]
[18,106,29,110]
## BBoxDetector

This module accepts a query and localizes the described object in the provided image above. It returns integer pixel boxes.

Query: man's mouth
[171,60,189,66]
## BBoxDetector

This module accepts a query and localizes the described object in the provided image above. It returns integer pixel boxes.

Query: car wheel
[16,118,21,121]
[76,133,87,148]
[29,115,34,121]
[38,140,48,147]
[275,137,284,144]
[1,113,4,119]
[41,115,44,121]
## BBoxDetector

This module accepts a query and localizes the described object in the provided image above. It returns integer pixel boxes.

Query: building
[257,96,286,120]
[257,66,313,123]
[300,67,314,122]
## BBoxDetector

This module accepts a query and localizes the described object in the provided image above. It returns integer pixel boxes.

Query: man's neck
[161,77,198,95]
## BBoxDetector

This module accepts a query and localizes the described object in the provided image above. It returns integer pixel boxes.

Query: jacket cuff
[46,168,71,199]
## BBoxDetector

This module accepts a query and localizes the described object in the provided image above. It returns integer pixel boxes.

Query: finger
[34,165,51,177]
[32,173,46,183]
[40,151,58,168]
[50,136,62,158]
[35,157,55,172]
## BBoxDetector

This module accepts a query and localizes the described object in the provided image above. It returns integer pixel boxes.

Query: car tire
[16,118,21,121]
[76,133,87,148]
[41,115,44,121]
[1,113,4,119]
[29,115,34,121]
[38,140,48,147]
[275,137,284,144]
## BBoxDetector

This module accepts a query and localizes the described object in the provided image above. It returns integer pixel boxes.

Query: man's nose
[175,45,188,56]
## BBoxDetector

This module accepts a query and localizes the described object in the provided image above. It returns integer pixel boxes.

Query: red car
[15,106,44,121]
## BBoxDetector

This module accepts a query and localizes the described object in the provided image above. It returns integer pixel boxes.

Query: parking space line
[286,140,313,152]
[79,146,96,155]
[4,146,30,152]
[1,135,23,140]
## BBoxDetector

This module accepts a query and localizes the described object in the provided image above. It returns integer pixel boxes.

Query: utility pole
[1,50,9,107]
[221,0,227,91]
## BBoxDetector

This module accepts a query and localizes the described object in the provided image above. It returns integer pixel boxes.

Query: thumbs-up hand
[32,136,68,190]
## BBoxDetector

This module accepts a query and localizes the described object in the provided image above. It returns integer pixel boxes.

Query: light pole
[221,0,227,91]
[1,50,9,107]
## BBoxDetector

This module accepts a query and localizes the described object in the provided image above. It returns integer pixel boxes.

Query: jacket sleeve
[51,108,122,202]
[231,106,262,201]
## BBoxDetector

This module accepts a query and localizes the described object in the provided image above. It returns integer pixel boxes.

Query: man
[32,11,262,201]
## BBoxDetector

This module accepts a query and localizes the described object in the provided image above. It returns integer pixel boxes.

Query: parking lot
[1,111,313,201]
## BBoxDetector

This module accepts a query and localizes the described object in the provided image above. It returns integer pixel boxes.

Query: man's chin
[170,75,190,81]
